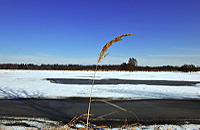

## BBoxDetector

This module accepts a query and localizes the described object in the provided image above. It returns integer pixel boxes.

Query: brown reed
[98,33,136,63]
[86,33,135,129]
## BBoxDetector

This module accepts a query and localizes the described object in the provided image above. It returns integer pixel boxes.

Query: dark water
[0,98,200,126]
[46,78,200,86]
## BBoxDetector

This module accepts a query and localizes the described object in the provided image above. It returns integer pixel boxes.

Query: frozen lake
[0,70,200,99]
[0,70,200,129]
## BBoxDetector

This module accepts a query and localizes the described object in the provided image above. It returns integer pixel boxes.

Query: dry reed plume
[98,33,136,63]
[86,33,136,129]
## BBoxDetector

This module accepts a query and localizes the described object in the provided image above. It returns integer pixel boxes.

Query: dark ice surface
[0,98,200,126]
[46,78,200,86]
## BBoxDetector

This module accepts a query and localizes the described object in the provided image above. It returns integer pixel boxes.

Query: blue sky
[0,0,200,66]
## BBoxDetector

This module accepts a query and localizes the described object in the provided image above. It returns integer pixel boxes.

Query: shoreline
[1,69,200,72]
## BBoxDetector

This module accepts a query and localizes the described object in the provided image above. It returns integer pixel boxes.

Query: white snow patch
[0,116,60,129]
[130,124,200,130]
[2,123,200,130]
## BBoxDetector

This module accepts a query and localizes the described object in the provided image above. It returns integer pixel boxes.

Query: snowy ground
[0,70,200,99]
[1,123,200,130]
[0,116,60,129]
[0,70,200,129]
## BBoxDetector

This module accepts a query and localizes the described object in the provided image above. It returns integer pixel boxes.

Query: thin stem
[86,63,98,129]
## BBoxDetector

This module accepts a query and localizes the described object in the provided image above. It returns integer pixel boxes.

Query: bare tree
[128,58,138,67]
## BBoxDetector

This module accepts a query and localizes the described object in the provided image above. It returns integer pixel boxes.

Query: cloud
[138,54,200,66]
[172,48,200,51]
[0,55,94,65]
[150,54,200,58]
[0,54,128,65]
[138,58,197,66]
[0,54,199,66]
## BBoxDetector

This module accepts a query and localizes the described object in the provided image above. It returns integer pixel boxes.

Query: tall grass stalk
[86,63,98,128]
[86,33,135,129]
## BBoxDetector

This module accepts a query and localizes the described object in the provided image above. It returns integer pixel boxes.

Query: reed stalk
[86,33,135,129]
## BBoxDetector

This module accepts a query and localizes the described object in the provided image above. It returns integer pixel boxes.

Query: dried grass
[65,114,90,129]
[0,126,4,130]
[86,33,135,129]
[93,99,139,122]
[121,123,141,129]
[98,33,136,63]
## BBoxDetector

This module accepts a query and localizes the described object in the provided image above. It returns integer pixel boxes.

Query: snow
[0,70,200,129]
[124,124,200,130]
[0,70,200,99]
[1,120,200,130]
[0,116,60,130]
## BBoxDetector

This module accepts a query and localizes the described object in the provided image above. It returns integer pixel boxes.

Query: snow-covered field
[0,70,200,99]
[0,70,200,129]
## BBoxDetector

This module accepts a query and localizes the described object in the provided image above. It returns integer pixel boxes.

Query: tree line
[0,58,199,72]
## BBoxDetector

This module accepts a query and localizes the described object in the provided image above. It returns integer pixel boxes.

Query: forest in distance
[0,58,199,72]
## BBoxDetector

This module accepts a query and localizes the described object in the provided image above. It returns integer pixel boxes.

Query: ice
[0,70,200,99]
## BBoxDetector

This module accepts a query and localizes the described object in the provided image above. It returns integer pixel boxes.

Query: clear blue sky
[0,0,200,66]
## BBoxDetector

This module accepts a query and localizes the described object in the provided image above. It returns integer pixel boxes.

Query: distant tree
[179,64,197,72]
[127,58,138,71]
[119,58,138,71]
[120,62,128,70]
[128,58,138,66]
